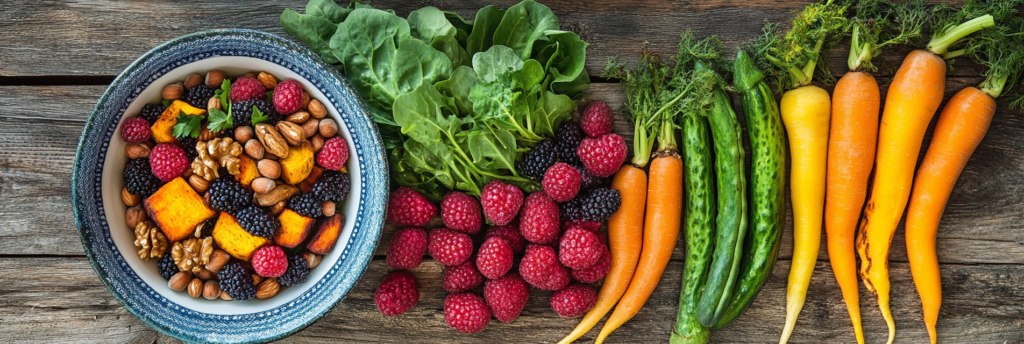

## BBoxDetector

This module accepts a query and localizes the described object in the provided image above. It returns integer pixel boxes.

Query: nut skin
[203,280,221,300]
[205,70,226,88]
[301,92,311,111]
[303,252,322,269]
[169,272,193,292]
[322,201,336,217]
[319,119,339,138]
[257,72,279,89]
[301,118,320,139]
[252,274,263,286]
[263,152,279,161]
[308,99,327,119]
[126,206,147,229]
[184,73,203,90]
[126,143,151,159]
[311,134,325,153]
[207,97,222,112]
[203,192,213,209]
[286,111,310,124]
[122,187,141,206]
[220,291,233,301]
[188,278,204,298]
[198,126,217,141]
[276,121,307,146]
[245,140,265,160]
[243,73,256,80]
[270,201,286,216]
[188,174,210,194]
[255,124,290,158]
[234,126,254,144]
[162,83,184,100]
[256,278,280,299]
[257,184,299,207]
[195,268,217,281]
[205,249,230,273]
[257,159,282,179]
[251,177,276,194]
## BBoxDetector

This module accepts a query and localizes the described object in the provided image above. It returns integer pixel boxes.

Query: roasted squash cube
[151,100,206,143]
[274,209,316,248]
[235,154,260,187]
[279,144,314,185]
[297,165,324,193]
[212,212,270,261]
[143,177,216,242]
[307,213,344,255]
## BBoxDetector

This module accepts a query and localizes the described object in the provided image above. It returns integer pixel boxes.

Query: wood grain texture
[1,257,1020,343]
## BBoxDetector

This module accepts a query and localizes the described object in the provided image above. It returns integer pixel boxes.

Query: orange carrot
[559,165,646,344]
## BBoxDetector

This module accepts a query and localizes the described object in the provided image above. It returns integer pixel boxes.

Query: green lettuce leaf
[467,5,506,56]
[492,0,559,61]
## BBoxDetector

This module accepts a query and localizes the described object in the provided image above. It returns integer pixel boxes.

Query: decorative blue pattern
[71,30,387,343]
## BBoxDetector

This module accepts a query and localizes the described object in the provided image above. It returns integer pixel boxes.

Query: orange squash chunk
[280,144,315,185]
[151,100,206,144]
[143,177,216,242]
[297,166,324,193]
[235,154,260,187]
[307,213,344,255]
[212,212,270,261]
[274,209,316,248]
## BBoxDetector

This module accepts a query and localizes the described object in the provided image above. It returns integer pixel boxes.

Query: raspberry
[519,244,570,291]
[577,133,627,178]
[121,117,151,143]
[230,76,267,103]
[563,188,622,223]
[443,260,484,293]
[428,228,473,266]
[444,293,491,334]
[386,227,428,269]
[550,284,597,317]
[580,102,614,138]
[559,227,603,269]
[273,79,304,115]
[555,121,585,167]
[484,272,530,323]
[218,262,256,301]
[278,254,310,287]
[251,245,289,277]
[317,136,349,170]
[441,191,482,234]
[374,271,419,316]
[387,187,437,227]
[572,243,611,283]
[476,236,513,279]
[519,192,561,245]
[485,224,526,254]
[480,180,523,226]
[565,221,601,232]
[520,139,558,179]
[149,143,190,182]
[139,103,165,124]
[543,162,582,202]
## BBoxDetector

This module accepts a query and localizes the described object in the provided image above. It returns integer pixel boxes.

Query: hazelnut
[258,159,282,179]
[263,152,279,161]
[302,92,311,111]
[322,201,336,217]
[256,278,280,299]
[276,121,306,146]
[286,111,310,124]
[195,268,217,281]
[205,249,230,273]
[203,280,221,300]
[302,118,320,139]
[300,140,314,151]
[205,70,226,88]
[252,274,263,286]
[125,143,150,159]
[319,119,339,138]
[189,174,210,194]
[182,168,193,179]
[184,73,203,90]
[302,252,322,269]
[168,271,193,292]
[122,187,140,207]
[258,72,278,89]
[162,83,184,100]
[243,72,256,79]
[245,140,265,160]
[207,97,222,112]
[308,99,326,119]
[251,177,276,194]
[270,201,286,216]
[188,278,203,298]
[234,126,254,144]
[126,206,147,229]
[311,134,325,153]
[220,291,234,301]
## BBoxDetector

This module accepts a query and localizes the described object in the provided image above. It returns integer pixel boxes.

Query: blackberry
[555,121,585,167]
[235,205,279,239]
[218,262,257,301]
[199,217,218,238]
[562,188,621,222]
[184,84,216,108]
[139,103,166,124]
[312,170,350,203]
[278,254,310,287]
[578,167,610,191]
[520,139,558,179]
[208,176,252,214]
[123,158,162,198]
[232,99,282,128]
[157,252,178,280]
[289,192,323,218]
[177,135,200,162]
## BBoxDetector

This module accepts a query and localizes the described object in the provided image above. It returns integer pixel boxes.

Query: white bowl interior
[102,56,359,315]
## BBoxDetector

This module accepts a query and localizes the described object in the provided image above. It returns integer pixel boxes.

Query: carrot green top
[925,0,1013,58]
[846,0,930,72]
[964,9,1024,100]
[762,0,848,90]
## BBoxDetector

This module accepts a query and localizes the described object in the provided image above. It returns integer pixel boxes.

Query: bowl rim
[71,29,387,343]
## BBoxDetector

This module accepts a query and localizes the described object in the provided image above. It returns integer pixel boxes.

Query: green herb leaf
[172,111,206,139]
[162,99,172,107]
[250,105,269,125]
[207,108,233,132]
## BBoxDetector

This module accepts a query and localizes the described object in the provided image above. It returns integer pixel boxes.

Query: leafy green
[207,108,233,133]
[407,7,456,43]
[467,6,507,56]
[281,9,341,64]
[172,111,205,139]
[492,0,559,61]
[250,105,268,125]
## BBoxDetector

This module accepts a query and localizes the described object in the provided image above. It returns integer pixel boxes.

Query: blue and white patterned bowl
[72,30,387,343]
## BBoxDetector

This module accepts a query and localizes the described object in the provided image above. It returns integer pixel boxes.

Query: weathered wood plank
[0,0,982,78]
[1,257,1020,343]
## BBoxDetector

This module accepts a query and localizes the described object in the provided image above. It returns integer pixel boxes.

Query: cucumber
[711,50,786,328]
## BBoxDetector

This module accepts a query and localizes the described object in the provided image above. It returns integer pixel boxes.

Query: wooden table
[2,1,1022,343]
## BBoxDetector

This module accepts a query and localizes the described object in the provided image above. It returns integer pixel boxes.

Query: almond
[169,271,192,292]
[162,83,184,100]
[251,177,276,194]
[205,70,226,88]
[302,118,320,139]
[245,140,265,160]
[303,251,323,269]
[258,159,281,179]
[220,291,234,301]
[126,205,147,229]
[276,121,306,146]
[122,187,140,206]
[126,143,150,159]
[308,99,326,119]
[252,274,263,286]
[256,278,280,299]
[188,278,203,298]
[188,174,210,194]
[257,72,278,89]
[203,280,221,300]
[257,184,299,207]
[235,126,254,144]
[184,73,203,90]
[319,119,339,138]
[286,111,310,124]
[302,92,311,111]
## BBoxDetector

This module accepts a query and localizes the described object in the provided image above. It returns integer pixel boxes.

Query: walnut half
[191,138,243,180]
[171,237,214,274]
[134,221,168,261]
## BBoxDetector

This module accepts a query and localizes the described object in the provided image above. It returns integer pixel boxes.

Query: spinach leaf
[467,129,518,174]
[431,35,472,69]
[280,9,341,64]
[472,45,525,83]
[529,90,574,138]
[492,0,559,61]
[467,5,506,56]
[533,30,589,98]
[305,0,359,23]
[407,7,456,43]
[435,66,479,116]
[444,11,474,46]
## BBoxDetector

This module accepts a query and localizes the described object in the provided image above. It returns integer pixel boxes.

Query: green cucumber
[711,50,786,328]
